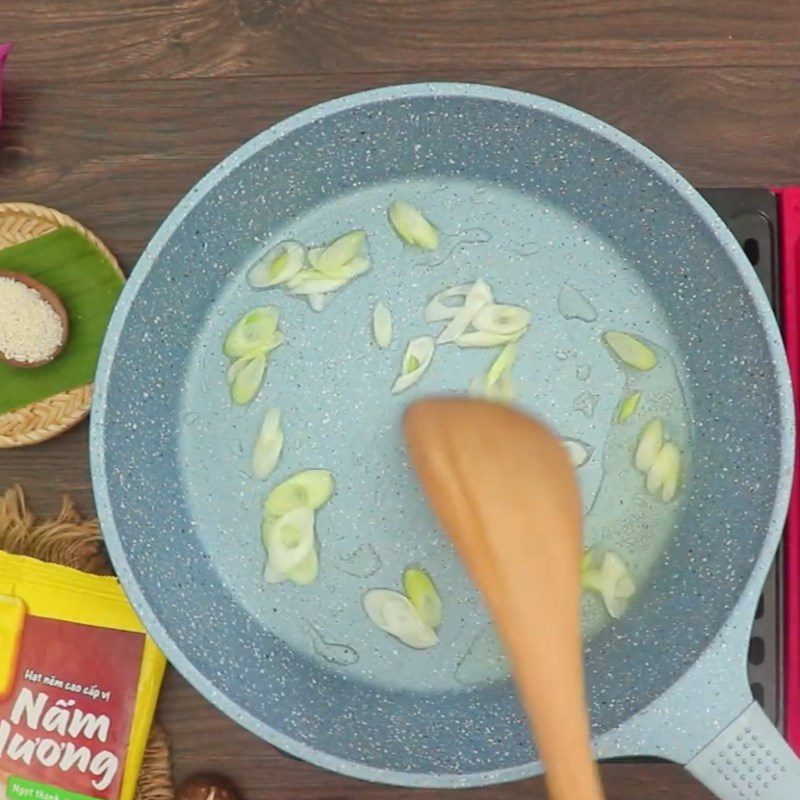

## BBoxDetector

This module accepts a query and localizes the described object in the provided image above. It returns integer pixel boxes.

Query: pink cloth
[0,44,11,125]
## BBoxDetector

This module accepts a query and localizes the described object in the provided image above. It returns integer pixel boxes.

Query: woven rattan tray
[0,203,123,449]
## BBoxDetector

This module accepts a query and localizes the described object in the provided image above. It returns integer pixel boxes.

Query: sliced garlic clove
[634,418,663,472]
[252,407,284,480]
[617,390,642,422]
[437,279,493,344]
[562,437,593,468]
[317,230,367,275]
[230,355,267,405]
[603,331,657,371]
[388,200,439,250]
[223,307,279,358]
[362,589,438,649]
[486,342,517,387]
[402,567,443,629]
[472,304,531,336]
[373,302,393,348]
[262,506,315,574]
[265,469,335,517]
[248,241,305,288]
[392,336,435,394]
[424,283,476,323]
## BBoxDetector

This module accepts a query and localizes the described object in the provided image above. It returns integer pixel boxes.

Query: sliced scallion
[264,561,286,585]
[469,372,515,402]
[437,279,493,344]
[223,307,279,358]
[264,547,319,586]
[581,550,635,619]
[266,469,335,517]
[373,302,393,348]
[227,355,251,385]
[248,241,305,288]
[230,354,267,405]
[308,293,330,312]
[486,342,517,387]
[262,506,315,574]
[424,283,475,323]
[306,246,324,269]
[388,200,439,250]
[285,547,319,585]
[454,329,523,348]
[617,391,642,422]
[646,441,681,501]
[634,418,663,472]
[316,230,367,275]
[603,331,657,371]
[392,336,435,394]
[251,408,284,480]
[472,304,531,336]
[287,270,348,295]
[402,567,443,629]
[362,589,439,649]
[562,438,593,468]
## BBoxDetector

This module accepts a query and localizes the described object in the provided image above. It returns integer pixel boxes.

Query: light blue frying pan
[91,84,799,798]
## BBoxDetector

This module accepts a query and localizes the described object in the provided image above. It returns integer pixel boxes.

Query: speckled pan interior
[90,84,793,786]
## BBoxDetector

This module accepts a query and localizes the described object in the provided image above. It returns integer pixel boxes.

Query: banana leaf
[0,227,124,414]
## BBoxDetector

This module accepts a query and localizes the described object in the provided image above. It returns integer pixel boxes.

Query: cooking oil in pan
[456,339,691,680]
[580,338,692,637]
[182,177,692,692]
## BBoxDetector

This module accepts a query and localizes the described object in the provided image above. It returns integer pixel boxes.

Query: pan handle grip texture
[686,700,800,799]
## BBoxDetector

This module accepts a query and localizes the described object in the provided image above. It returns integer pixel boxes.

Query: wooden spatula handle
[459,463,604,800]
[500,612,603,800]
[405,399,605,800]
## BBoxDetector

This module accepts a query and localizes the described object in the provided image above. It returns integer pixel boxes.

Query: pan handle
[685,700,800,799]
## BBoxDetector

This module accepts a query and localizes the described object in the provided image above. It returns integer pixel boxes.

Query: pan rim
[90,81,795,786]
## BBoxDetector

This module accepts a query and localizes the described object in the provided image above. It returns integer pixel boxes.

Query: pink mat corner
[775,186,800,754]
[0,43,12,125]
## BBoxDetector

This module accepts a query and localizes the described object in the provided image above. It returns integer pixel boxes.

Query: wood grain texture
[2,0,800,81]
[158,666,716,798]
[1,66,800,270]
[0,1,794,797]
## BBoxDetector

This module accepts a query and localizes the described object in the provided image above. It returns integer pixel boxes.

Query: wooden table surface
[2,2,800,798]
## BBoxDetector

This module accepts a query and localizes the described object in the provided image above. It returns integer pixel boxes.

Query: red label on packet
[0,616,145,800]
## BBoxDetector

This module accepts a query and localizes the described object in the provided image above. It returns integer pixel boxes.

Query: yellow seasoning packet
[0,552,165,800]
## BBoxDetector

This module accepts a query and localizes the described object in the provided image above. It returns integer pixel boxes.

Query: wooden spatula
[404,397,605,800]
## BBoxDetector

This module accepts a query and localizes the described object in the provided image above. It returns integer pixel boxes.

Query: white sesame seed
[0,276,65,363]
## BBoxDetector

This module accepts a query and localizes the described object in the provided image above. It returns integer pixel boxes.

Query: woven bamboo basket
[0,203,124,448]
